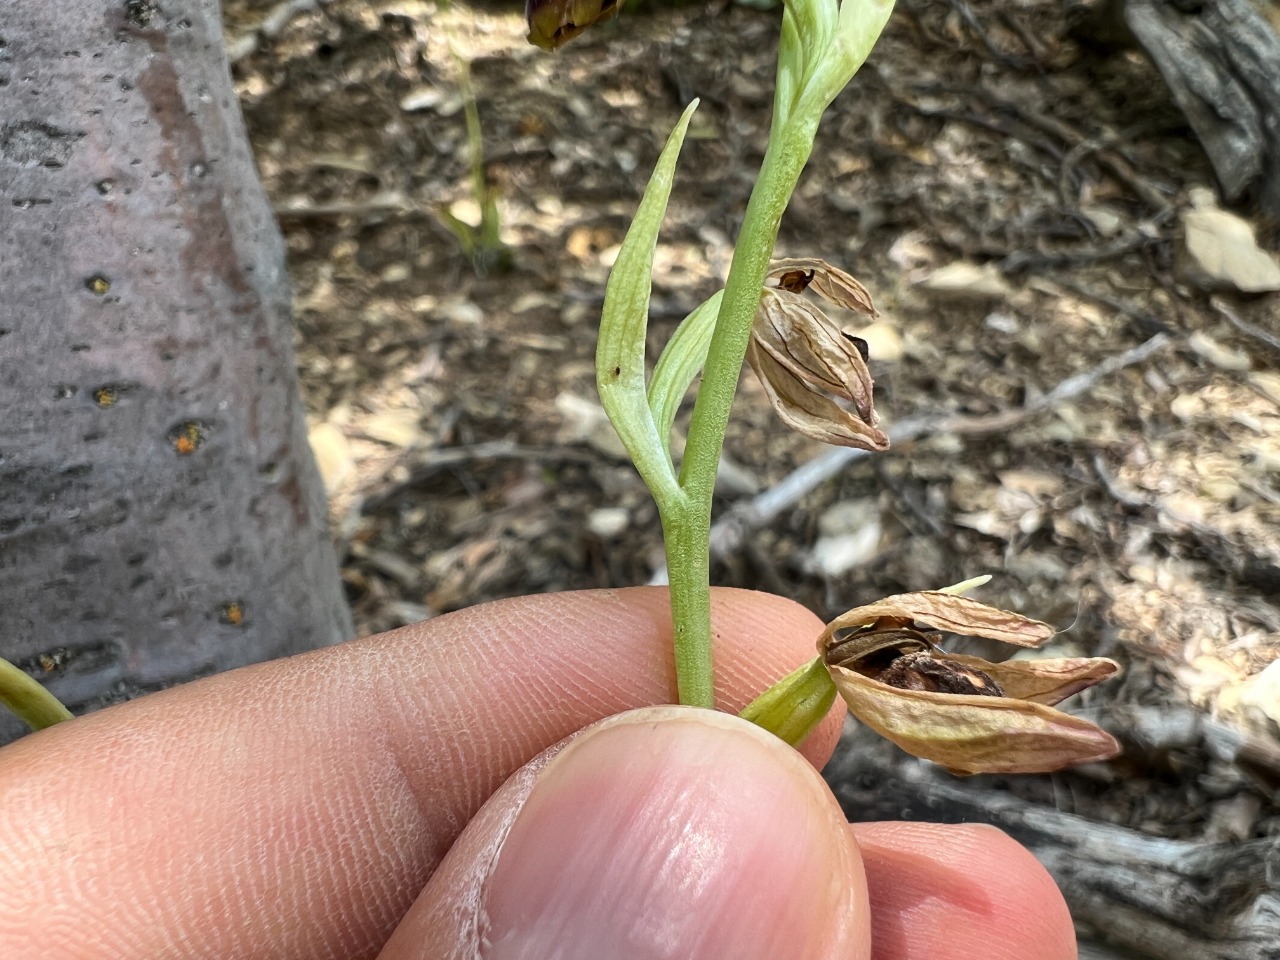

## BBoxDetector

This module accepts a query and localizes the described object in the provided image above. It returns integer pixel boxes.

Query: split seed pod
[747,259,889,451]
[819,591,1121,775]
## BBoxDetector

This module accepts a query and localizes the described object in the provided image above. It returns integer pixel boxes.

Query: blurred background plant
[435,9,511,274]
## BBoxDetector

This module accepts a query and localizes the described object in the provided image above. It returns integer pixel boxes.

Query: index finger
[0,587,836,959]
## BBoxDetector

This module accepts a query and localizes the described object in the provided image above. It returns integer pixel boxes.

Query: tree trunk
[1122,0,1280,218]
[0,0,353,744]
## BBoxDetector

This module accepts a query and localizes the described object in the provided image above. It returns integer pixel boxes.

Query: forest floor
[224,0,1280,845]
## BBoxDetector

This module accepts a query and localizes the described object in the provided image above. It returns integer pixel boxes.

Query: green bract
[778,0,896,128]
[648,290,722,461]
[596,100,699,511]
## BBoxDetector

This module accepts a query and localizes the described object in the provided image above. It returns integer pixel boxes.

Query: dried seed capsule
[818,589,1122,775]
[746,259,889,451]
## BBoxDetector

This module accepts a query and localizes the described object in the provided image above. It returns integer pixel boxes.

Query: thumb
[377,706,869,960]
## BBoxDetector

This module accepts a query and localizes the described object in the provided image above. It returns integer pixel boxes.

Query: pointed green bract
[596,100,700,507]
[648,290,723,457]
[938,574,992,595]
[802,0,896,114]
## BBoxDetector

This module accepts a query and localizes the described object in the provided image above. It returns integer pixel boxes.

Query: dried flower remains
[526,0,623,50]
[747,259,889,451]
[819,591,1121,775]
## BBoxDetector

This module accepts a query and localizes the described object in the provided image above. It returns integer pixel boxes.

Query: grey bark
[0,0,353,744]
[1124,0,1280,218]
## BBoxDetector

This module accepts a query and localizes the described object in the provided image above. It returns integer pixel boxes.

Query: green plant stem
[739,656,837,746]
[0,657,73,732]
[458,61,485,205]
[660,504,713,707]
[663,114,819,710]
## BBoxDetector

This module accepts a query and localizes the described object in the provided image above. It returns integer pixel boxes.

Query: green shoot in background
[437,16,511,275]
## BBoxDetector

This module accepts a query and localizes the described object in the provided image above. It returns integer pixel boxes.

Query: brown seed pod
[818,591,1122,775]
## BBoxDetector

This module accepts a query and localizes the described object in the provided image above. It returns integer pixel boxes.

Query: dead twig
[977,92,1173,212]
[938,331,1171,434]
[1051,275,1173,338]
[918,82,1174,211]
[273,192,417,220]
[1211,297,1280,355]
[827,737,1280,960]
[1239,476,1280,506]
[997,228,1165,273]
[1092,453,1148,509]
[1107,703,1280,794]
[1059,124,1174,214]
[995,8,1051,68]
[900,99,1067,163]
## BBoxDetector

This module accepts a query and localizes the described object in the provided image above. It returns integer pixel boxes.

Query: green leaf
[597,100,699,505]
[775,5,804,129]
[647,289,723,458]
[801,0,897,115]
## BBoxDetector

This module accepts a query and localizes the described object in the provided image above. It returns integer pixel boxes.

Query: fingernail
[480,707,866,960]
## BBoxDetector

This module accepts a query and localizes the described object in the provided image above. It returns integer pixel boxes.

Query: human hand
[0,588,1075,959]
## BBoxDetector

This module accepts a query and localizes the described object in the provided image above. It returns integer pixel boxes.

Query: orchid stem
[663,116,818,709]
